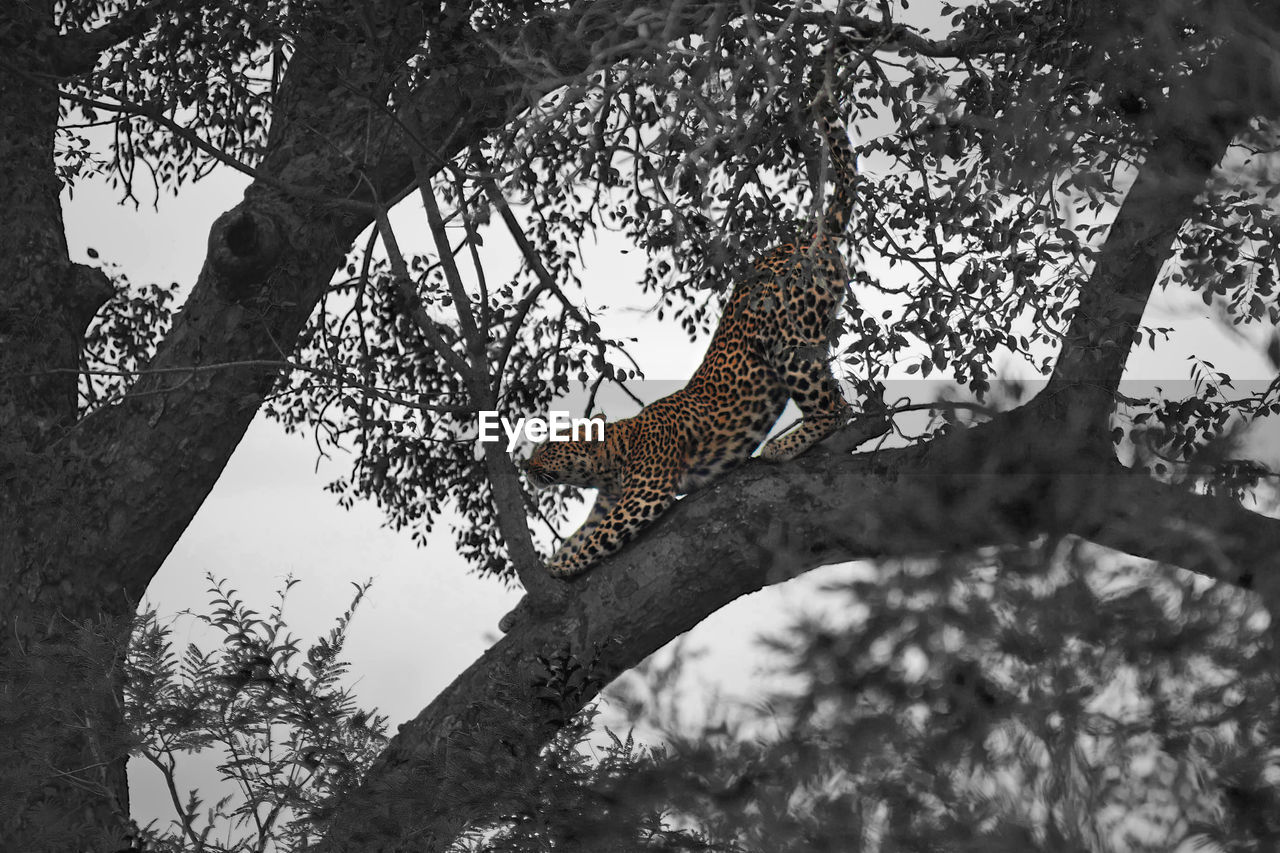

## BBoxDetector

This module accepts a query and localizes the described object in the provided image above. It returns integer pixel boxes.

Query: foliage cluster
[125,577,387,852]
[57,0,284,195]
[104,540,1280,852]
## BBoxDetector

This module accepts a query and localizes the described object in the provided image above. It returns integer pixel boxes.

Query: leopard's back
[676,233,850,457]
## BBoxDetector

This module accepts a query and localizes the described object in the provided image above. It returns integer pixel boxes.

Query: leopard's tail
[813,88,858,239]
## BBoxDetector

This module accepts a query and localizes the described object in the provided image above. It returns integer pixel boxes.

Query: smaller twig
[142,751,205,852]
[370,204,476,380]
[416,172,482,355]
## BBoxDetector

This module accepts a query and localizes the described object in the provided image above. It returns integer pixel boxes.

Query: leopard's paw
[546,552,584,579]
[760,436,802,462]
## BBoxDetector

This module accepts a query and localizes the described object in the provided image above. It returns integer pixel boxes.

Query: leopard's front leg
[546,487,674,578]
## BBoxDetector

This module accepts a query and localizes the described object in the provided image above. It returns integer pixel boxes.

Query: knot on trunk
[208,207,283,302]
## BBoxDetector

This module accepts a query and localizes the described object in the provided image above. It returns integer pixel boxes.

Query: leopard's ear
[588,412,607,422]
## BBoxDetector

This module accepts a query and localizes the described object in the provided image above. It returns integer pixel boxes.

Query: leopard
[522,86,889,580]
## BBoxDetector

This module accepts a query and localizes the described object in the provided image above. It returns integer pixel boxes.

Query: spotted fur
[523,90,886,579]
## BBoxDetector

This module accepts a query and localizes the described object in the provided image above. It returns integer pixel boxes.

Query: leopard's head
[521,415,607,490]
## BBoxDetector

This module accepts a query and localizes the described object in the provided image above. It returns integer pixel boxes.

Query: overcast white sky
[56,1,1280,838]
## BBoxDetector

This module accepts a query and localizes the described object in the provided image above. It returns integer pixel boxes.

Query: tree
[3,0,1280,849]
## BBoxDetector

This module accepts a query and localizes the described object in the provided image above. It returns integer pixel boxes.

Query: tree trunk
[0,3,133,845]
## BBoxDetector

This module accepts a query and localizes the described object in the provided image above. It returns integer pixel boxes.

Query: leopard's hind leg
[760,344,848,461]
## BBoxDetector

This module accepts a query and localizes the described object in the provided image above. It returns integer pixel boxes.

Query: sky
[54,1,1280,844]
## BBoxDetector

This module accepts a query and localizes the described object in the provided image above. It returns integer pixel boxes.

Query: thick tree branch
[1045,115,1239,416]
[1045,17,1265,422]
[318,388,1280,849]
[1060,199,1227,395]
[1069,473,1280,602]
